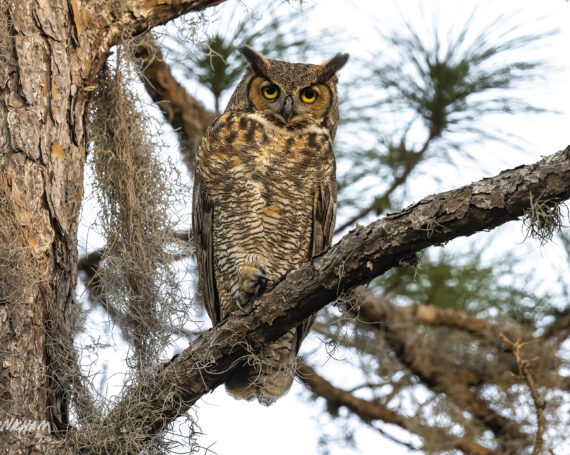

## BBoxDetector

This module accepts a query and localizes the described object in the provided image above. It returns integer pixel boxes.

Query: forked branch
[500,335,546,455]
[298,362,501,455]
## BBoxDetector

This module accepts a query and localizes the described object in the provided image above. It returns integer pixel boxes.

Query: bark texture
[0,0,87,452]
[1,0,569,453]
[69,0,226,81]
[0,1,228,453]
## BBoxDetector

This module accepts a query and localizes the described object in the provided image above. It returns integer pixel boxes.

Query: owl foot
[239,262,270,296]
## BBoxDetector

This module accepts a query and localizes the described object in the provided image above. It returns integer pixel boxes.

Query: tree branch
[74,0,228,80]
[69,146,570,453]
[122,0,226,33]
[356,293,505,344]
[500,336,546,455]
[352,293,526,445]
[133,33,216,173]
[298,362,501,455]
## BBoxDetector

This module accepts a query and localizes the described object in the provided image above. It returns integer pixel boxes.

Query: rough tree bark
[0,1,88,453]
[0,1,226,453]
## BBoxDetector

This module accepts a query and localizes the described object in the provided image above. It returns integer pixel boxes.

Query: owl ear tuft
[319,53,349,80]
[238,46,270,78]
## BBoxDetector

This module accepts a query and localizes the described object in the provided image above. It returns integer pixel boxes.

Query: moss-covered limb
[133,33,217,173]
[69,146,570,453]
[297,362,501,455]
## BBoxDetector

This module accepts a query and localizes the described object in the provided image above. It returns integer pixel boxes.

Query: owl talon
[235,296,246,313]
[257,271,270,281]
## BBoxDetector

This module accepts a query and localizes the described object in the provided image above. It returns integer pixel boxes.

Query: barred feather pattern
[193,48,346,403]
[194,112,336,402]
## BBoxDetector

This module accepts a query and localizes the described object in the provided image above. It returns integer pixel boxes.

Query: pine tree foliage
[162,4,316,113]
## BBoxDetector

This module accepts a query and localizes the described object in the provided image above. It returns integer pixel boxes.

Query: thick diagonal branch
[69,146,570,453]
[74,0,228,80]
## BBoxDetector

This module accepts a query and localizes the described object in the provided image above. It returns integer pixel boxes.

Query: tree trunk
[0,1,226,452]
[0,0,88,452]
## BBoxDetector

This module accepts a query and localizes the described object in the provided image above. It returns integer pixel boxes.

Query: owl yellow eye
[300,87,318,104]
[262,84,280,100]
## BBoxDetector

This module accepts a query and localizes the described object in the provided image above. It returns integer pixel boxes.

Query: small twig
[500,334,546,455]
[79,228,121,298]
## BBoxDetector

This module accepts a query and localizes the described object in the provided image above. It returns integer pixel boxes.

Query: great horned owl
[193,46,348,403]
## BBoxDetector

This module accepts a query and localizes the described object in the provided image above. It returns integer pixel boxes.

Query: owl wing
[296,177,338,348]
[311,181,337,257]
[192,172,220,325]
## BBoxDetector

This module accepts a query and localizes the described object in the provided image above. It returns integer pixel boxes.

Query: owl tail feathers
[225,328,298,405]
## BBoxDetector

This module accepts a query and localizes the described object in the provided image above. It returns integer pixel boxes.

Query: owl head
[225,47,349,137]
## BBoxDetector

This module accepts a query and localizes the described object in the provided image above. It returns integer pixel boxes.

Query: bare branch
[362,296,504,342]
[133,33,216,173]
[121,0,226,34]
[298,362,501,455]
[73,0,228,80]
[353,294,526,444]
[500,335,546,455]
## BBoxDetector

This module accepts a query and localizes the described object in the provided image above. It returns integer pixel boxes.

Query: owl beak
[281,96,295,122]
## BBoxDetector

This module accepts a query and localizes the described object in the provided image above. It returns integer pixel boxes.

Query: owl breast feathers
[192,46,348,404]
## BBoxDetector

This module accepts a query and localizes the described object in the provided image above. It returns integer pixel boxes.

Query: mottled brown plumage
[193,47,348,403]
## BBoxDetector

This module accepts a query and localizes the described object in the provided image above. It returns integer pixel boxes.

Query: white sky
[78,0,570,454]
